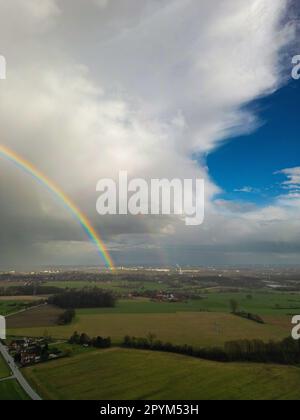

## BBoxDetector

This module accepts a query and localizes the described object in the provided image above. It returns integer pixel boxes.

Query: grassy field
[8,311,291,347]
[0,354,10,379]
[0,300,34,316]
[3,285,299,400]
[2,290,300,317]
[23,348,300,400]
[5,291,297,347]
[196,292,300,315]
[5,290,299,317]
[41,282,300,316]
[0,379,30,400]
[75,292,300,316]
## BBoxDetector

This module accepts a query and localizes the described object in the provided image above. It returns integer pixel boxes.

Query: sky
[208,81,300,206]
[0,0,299,268]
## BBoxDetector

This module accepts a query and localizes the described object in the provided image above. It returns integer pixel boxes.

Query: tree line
[233,312,264,324]
[69,331,111,349]
[0,285,62,296]
[229,299,264,324]
[49,288,116,309]
[123,335,300,365]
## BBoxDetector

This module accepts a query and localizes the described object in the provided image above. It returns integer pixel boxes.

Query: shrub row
[69,332,111,349]
[123,335,300,365]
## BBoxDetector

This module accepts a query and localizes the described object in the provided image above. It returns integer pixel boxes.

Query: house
[9,338,30,352]
[20,348,41,366]
[10,337,50,366]
[153,292,181,303]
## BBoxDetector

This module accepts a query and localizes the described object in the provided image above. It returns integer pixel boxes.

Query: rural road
[0,341,42,400]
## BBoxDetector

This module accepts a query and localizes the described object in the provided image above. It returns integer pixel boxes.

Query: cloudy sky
[0,0,299,268]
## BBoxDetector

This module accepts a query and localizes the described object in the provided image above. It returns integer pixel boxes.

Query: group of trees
[229,299,264,324]
[49,288,116,309]
[123,335,300,366]
[0,285,61,296]
[57,309,75,325]
[223,337,300,364]
[69,331,111,349]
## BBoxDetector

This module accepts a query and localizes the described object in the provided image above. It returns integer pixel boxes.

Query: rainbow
[0,144,115,271]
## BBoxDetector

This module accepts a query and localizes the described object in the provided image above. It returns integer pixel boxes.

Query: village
[8,337,63,367]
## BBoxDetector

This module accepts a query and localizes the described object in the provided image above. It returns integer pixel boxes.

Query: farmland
[7,304,64,329]
[23,347,300,400]
[0,380,30,400]
[2,268,300,400]
[6,290,295,347]
[8,308,291,348]
[75,292,300,316]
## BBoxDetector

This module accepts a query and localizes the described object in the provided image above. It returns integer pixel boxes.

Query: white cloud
[277,167,300,188]
[0,0,297,266]
[234,186,258,193]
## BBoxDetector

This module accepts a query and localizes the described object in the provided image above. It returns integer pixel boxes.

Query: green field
[0,379,30,400]
[6,291,299,318]
[42,282,300,316]
[77,299,207,314]
[75,292,300,316]
[0,301,33,316]
[195,292,300,315]
[8,311,291,348]
[3,285,300,400]
[23,348,300,400]
[0,354,10,379]
[3,288,300,317]
[5,292,297,348]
